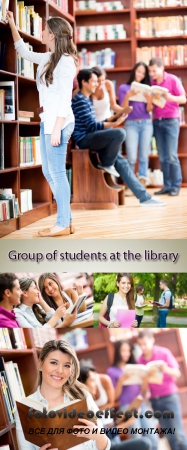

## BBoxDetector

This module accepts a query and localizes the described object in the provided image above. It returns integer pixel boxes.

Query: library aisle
[2,188,187,239]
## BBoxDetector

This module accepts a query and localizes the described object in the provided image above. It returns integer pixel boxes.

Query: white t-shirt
[109,293,128,322]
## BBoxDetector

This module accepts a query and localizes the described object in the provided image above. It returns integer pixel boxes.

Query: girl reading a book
[15,339,111,450]
[14,278,77,328]
[38,273,86,314]
[91,66,124,121]
[118,63,153,187]
[7,11,77,237]
[98,273,137,328]
[107,340,158,450]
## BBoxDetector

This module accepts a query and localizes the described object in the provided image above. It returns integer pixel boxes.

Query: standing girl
[91,66,124,121]
[7,11,77,237]
[118,62,153,186]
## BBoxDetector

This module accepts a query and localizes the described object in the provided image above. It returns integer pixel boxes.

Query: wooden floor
[2,188,187,239]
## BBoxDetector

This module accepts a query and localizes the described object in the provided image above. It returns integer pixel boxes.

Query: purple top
[151,71,186,119]
[0,306,20,328]
[138,345,179,399]
[107,365,140,406]
[118,84,151,120]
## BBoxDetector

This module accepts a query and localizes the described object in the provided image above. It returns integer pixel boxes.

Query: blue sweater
[72,92,104,145]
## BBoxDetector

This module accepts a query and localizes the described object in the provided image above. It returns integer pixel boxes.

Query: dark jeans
[111,437,152,450]
[151,393,187,450]
[135,314,144,327]
[157,309,168,328]
[79,129,151,203]
[153,118,182,190]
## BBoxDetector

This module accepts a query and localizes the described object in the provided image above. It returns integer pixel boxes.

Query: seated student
[14,277,76,328]
[78,365,115,410]
[137,330,187,450]
[38,272,86,313]
[0,273,21,328]
[91,66,124,121]
[135,284,146,328]
[72,69,165,206]
[98,273,137,328]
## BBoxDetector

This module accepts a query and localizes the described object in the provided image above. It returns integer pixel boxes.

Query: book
[18,110,34,117]
[135,303,148,308]
[108,106,133,122]
[150,301,162,306]
[70,293,88,314]
[16,396,96,449]
[130,81,168,108]
[116,310,136,328]
[122,361,164,385]
[0,81,15,120]
[70,308,93,326]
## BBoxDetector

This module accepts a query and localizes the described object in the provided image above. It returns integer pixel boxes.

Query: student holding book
[14,278,76,329]
[135,284,146,328]
[137,330,187,450]
[118,62,153,187]
[98,273,137,328]
[107,340,158,449]
[38,273,86,313]
[7,11,77,237]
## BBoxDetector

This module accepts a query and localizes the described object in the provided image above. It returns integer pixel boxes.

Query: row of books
[78,48,116,68]
[17,43,35,79]
[136,44,187,66]
[75,1,124,11]
[133,0,187,7]
[0,0,9,22]
[135,16,187,37]
[20,189,33,213]
[0,328,27,349]
[19,136,41,166]
[0,356,25,423]
[16,2,42,40]
[50,0,68,12]
[0,189,19,220]
[76,24,127,41]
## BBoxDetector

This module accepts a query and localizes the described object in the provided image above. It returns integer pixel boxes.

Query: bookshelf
[0,328,187,449]
[75,0,187,188]
[0,0,74,237]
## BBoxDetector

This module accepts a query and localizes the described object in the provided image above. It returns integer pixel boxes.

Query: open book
[135,303,148,308]
[107,106,133,122]
[129,81,168,108]
[62,291,88,314]
[16,396,96,449]
[122,361,164,385]
[149,301,162,306]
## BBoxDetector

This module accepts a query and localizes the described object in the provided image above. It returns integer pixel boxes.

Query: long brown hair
[38,273,69,310]
[18,278,47,325]
[40,16,78,86]
[116,273,135,310]
[38,340,85,400]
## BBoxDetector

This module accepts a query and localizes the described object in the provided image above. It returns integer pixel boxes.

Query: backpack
[163,290,175,310]
[99,293,114,328]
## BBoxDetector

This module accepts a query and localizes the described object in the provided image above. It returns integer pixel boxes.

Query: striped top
[72,92,104,145]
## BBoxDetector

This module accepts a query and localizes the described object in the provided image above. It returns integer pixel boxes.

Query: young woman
[98,273,137,328]
[118,62,153,186]
[91,66,124,121]
[78,365,115,411]
[14,278,76,328]
[15,339,111,450]
[38,273,86,313]
[7,11,77,237]
[107,340,158,450]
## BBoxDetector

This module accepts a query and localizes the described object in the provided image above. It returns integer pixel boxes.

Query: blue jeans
[40,122,74,227]
[79,129,151,203]
[125,119,153,177]
[157,308,168,327]
[151,393,187,450]
[122,402,158,450]
[153,118,182,189]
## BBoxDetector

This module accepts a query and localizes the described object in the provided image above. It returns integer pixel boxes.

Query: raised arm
[106,79,123,112]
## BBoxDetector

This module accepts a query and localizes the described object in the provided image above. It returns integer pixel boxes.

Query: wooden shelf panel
[106,66,133,72]
[0,349,35,358]
[18,122,40,125]
[18,29,43,45]
[75,9,131,16]
[20,164,42,169]
[48,0,74,22]
[18,202,51,229]
[76,343,108,354]
[0,167,19,173]
[135,6,187,12]
[137,35,187,41]
[18,75,36,86]
[0,69,17,77]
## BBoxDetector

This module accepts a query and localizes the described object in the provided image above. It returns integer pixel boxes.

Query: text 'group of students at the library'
[0,329,187,450]
[0,7,186,234]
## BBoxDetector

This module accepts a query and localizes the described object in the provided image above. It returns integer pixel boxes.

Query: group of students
[15,331,187,450]
[6,10,186,237]
[98,273,173,329]
[0,273,89,328]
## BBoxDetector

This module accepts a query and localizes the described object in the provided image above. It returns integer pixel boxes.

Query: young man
[149,57,186,196]
[0,273,21,327]
[72,69,165,207]
[154,279,172,328]
[137,330,187,450]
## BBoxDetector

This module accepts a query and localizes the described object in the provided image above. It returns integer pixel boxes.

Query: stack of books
[0,189,19,221]
[75,1,124,11]
[76,24,126,41]
[78,48,116,68]
[136,44,187,66]
[50,0,68,12]
[0,356,25,423]
[18,110,34,122]
[135,16,187,37]
[17,43,35,79]
[16,2,42,40]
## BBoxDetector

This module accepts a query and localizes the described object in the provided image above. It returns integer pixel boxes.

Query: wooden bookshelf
[0,0,73,237]
[75,0,187,188]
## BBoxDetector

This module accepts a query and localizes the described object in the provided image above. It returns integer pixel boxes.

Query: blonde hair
[40,16,78,85]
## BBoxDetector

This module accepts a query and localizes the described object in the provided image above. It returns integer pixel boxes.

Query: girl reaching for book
[14,278,77,328]
[98,273,137,328]
[15,339,111,450]
[7,11,77,237]
[38,273,86,313]
[118,62,153,187]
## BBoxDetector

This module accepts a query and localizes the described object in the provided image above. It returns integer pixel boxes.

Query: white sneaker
[97,164,120,177]
[140,197,166,206]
